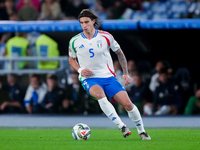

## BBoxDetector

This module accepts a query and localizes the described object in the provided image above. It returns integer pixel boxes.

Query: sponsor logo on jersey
[97,40,102,48]
[79,44,85,49]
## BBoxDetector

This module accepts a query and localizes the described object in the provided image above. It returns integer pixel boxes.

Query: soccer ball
[72,123,91,140]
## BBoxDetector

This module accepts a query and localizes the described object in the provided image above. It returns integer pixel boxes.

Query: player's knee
[123,102,134,111]
[95,93,105,100]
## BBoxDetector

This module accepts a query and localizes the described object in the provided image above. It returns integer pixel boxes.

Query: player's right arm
[69,56,93,78]
[68,56,80,72]
[68,38,93,78]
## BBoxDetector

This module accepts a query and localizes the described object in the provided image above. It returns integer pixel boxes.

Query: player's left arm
[115,49,131,86]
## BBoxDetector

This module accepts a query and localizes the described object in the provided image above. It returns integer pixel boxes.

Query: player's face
[155,61,165,72]
[79,17,95,34]
[158,73,168,84]
[47,78,56,90]
[195,89,200,99]
[133,75,142,87]
[71,74,79,84]
[30,77,40,90]
[7,76,15,86]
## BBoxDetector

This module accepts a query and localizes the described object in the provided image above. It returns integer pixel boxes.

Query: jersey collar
[81,29,98,39]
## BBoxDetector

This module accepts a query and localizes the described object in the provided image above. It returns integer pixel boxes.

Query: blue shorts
[81,76,125,99]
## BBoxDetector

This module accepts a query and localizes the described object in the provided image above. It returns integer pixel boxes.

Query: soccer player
[68,9,151,140]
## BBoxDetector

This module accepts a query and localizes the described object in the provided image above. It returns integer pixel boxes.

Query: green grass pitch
[0,127,199,150]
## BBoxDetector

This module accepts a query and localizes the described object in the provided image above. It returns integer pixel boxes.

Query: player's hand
[0,101,8,111]
[81,68,93,78]
[123,74,131,86]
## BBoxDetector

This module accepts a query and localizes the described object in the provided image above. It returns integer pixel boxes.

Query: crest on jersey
[97,40,102,48]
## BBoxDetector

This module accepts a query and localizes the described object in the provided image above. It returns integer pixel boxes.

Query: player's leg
[113,91,151,140]
[89,85,126,129]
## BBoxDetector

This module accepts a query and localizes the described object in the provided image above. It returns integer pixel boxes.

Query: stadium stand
[1,0,200,116]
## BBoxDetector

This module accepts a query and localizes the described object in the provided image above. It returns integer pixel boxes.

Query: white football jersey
[69,30,121,81]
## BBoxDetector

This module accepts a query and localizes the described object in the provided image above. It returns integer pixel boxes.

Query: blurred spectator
[16,0,40,12]
[149,59,173,93]
[63,0,89,20]
[0,12,18,47]
[184,88,200,115]
[128,72,153,113]
[41,74,68,114]
[136,59,153,84]
[187,0,200,18]
[0,42,5,69]
[8,12,18,20]
[58,0,69,13]
[100,0,114,9]
[125,59,137,92]
[26,31,42,68]
[3,32,30,69]
[55,65,75,89]
[35,34,59,69]
[144,68,183,115]
[93,0,107,21]
[0,12,17,69]
[0,74,24,113]
[38,0,63,20]
[0,0,4,8]
[0,33,11,45]
[17,0,38,21]
[24,74,47,114]
[124,0,143,11]
[64,71,89,114]
[128,59,137,76]
[0,33,8,69]
[173,67,194,114]
[0,0,16,20]
[106,0,127,19]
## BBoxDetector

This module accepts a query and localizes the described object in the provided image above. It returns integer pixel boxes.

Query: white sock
[143,104,153,115]
[155,105,171,115]
[98,97,125,129]
[127,105,145,134]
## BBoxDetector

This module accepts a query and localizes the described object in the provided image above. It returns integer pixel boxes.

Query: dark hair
[158,59,171,69]
[7,73,18,82]
[7,73,17,78]
[16,32,27,37]
[30,74,41,81]
[158,67,168,74]
[78,9,100,28]
[132,71,142,77]
[46,74,58,81]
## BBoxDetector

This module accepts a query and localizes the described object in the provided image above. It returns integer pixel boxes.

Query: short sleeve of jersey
[106,32,121,52]
[68,38,77,58]
[110,37,120,52]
